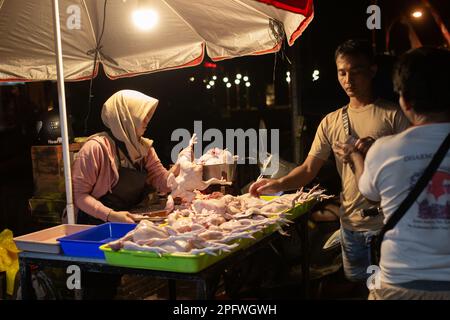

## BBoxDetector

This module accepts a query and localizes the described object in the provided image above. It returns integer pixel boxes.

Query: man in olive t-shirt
[250,39,410,283]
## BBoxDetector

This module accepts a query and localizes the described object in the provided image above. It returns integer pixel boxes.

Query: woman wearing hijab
[72,90,173,224]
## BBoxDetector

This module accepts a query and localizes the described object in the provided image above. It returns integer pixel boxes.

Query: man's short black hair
[393,47,450,114]
[335,39,374,63]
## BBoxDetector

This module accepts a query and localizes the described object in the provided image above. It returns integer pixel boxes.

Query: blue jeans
[340,226,379,282]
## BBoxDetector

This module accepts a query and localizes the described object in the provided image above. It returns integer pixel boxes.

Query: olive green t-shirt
[308,99,411,231]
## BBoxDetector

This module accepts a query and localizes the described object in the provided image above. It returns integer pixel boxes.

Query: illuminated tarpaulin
[0,0,313,223]
[0,0,314,81]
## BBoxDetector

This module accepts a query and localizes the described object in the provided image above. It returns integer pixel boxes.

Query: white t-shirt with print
[359,123,450,284]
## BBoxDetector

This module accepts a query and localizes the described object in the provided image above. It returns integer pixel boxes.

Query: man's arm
[249,155,325,196]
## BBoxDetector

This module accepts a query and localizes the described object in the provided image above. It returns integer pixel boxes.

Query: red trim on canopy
[254,0,313,15]
[288,9,314,45]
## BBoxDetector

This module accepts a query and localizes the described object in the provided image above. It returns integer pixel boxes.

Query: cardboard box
[31,143,82,197]
[29,196,66,226]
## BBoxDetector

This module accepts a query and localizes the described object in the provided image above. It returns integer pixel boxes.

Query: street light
[385,14,422,55]
[411,10,423,19]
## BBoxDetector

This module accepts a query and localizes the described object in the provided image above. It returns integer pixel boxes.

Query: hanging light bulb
[133,0,158,31]
[133,10,158,30]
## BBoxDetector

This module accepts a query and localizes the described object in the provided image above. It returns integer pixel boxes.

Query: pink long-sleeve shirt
[72,136,170,221]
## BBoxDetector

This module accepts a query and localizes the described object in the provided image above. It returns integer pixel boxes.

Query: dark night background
[1,0,449,234]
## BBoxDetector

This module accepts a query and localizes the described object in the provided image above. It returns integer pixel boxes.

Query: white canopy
[0,0,313,81]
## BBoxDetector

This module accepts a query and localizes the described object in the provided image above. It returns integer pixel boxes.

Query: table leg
[196,280,208,300]
[19,258,33,300]
[299,214,310,299]
[168,279,176,300]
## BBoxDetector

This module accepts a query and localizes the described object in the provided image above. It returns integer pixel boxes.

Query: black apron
[77,133,149,225]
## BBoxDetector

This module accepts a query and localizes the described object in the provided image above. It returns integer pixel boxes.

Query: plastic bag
[0,229,20,296]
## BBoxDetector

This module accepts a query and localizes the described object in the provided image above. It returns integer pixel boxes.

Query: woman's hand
[249,178,282,197]
[107,211,135,223]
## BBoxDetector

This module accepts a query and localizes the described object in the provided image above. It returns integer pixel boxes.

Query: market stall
[0,0,317,299]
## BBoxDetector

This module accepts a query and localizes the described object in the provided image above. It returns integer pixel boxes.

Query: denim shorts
[340,226,379,282]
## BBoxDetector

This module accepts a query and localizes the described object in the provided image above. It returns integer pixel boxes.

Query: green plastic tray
[100,198,316,273]
[100,232,263,273]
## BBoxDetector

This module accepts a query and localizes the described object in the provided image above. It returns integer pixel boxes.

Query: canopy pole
[52,0,75,224]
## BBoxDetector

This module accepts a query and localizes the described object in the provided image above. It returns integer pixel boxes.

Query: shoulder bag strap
[376,133,450,252]
[342,106,351,136]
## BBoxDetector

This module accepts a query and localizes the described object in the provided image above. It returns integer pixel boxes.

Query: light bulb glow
[133,9,158,30]
[412,11,423,18]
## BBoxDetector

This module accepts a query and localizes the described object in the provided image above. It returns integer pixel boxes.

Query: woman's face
[136,110,153,138]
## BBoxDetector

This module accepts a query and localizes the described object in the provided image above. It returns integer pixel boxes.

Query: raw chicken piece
[132,221,169,242]
[197,148,235,165]
[219,220,245,231]
[199,230,225,240]
[192,198,227,215]
[108,220,169,251]
[122,241,170,256]
[171,217,194,233]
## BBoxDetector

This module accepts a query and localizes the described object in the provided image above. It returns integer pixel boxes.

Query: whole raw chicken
[166,134,231,211]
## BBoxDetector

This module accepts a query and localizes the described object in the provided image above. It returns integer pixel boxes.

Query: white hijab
[99,90,158,163]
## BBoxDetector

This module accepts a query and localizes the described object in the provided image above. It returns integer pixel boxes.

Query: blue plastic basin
[58,223,136,259]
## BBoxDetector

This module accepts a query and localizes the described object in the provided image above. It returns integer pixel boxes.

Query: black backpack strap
[375,133,450,253]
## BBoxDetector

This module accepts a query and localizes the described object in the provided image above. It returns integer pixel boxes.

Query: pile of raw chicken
[108,135,332,256]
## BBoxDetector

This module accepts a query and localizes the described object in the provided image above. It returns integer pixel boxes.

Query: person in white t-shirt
[335,47,450,299]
